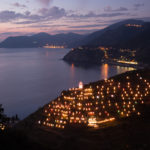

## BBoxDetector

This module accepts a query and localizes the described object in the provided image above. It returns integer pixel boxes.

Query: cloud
[55,29,98,35]
[38,7,66,19]
[0,6,131,25]
[98,12,129,17]
[0,6,66,23]
[37,0,53,6]
[104,6,128,12]
[0,11,24,22]
[27,24,68,28]
[69,24,109,29]
[15,20,38,25]
[12,2,26,8]
[0,10,37,23]
[104,6,112,12]
[134,3,144,10]
[69,11,129,18]
[25,11,31,16]
[134,3,144,8]
[113,7,128,12]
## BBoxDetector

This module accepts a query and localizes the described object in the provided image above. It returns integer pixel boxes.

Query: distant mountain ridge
[0,32,84,48]
[0,19,150,51]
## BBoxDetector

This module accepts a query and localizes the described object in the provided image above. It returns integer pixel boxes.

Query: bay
[0,48,135,119]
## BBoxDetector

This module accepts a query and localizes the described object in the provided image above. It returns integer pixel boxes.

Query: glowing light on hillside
[79,81,83,89]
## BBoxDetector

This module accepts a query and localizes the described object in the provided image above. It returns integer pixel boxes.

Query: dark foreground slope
[1,112,150,150]
[1,111,150,150]
[1,69,150,150]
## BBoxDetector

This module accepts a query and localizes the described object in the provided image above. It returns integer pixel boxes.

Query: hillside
[63,19,150,65]
[78,19,144,47]
[63,48,104,65]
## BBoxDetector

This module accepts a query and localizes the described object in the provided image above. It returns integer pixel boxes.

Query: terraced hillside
[38,70,150,129]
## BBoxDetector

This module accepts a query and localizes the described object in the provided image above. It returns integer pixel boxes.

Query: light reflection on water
[0,48,136,119]
[100,63,135,80]
[116,66,135,74]
[101,64,109,79]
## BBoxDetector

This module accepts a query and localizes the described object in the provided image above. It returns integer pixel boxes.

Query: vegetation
[63,47,104,65]
[0,104,8,130]
[0,104,19,131]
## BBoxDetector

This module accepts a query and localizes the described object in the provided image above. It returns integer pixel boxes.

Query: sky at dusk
[0,0,150,41]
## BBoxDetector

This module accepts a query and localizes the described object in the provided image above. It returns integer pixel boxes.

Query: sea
[0,48,135,119]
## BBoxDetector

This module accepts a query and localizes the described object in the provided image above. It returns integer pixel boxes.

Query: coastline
[101,58,148,69]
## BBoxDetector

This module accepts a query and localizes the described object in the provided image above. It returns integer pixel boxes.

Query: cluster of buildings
[39,73,150,129]
[43,44,65,49]
[125,24,143,28]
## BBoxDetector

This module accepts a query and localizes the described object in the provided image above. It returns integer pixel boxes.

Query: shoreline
[63,59,147,70]
[101,58,148,69]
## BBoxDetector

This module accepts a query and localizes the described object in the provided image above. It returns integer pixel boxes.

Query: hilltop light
[79,81,83,89]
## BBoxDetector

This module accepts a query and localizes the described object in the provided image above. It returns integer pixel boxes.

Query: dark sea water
[0,48,135,119]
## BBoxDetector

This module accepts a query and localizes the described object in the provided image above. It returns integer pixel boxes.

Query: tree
[0,104,6,130]
[0,104,19,130]
[0,104,10,124]
[0,104,4,122]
